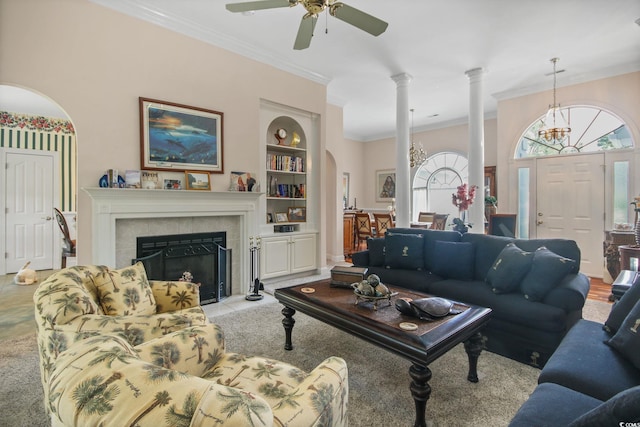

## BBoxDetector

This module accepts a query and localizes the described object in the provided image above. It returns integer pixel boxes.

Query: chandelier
[409,109,427,168]
[538,58,571,144]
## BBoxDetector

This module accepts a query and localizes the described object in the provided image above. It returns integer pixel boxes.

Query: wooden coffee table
[274,279,492,427]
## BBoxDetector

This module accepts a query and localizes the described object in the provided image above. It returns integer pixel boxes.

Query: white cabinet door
[291,234,316,273]
[261,233,317,279]
[261,236,291,279]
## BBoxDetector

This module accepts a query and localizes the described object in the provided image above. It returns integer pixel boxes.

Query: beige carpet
[2,299,611,427]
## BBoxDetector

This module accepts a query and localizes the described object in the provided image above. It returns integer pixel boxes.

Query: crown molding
[89,0,331,85]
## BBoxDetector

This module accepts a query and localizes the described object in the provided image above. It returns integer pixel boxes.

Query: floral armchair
[34,263,210,417]
[47,324,349,426]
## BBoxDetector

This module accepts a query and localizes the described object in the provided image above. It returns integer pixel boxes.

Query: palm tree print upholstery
[34,265,210,420]
[48,324,349,426]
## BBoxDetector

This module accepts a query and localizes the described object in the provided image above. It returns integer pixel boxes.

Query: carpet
[2,299,611,427]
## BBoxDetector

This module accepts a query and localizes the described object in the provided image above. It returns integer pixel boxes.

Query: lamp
[538,58,571,144]
[409,109,427,168]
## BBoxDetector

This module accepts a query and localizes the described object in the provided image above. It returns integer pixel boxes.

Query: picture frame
[275,212,289,223]
[163,179,182,190]
[287,207,306,222]
[342,172,350,208]
[141,170,160,189]
[267,213,274,224]
[125,170,141,188]
[375,169,396,202]
[185,170,211,190]
[139,97,224,173]
[229,171,258,192]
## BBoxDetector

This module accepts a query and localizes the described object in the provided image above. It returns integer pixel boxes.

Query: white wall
[0,0,334,265]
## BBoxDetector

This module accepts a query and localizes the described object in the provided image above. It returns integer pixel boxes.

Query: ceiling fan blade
[330,3,388,36]
[293,15,317,50]
[226,0,293,13]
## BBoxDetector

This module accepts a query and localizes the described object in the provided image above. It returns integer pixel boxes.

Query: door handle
[42,216,52,221]
[537,220,543,225]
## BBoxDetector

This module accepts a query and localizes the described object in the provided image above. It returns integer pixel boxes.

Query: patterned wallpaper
[0,111,76,211]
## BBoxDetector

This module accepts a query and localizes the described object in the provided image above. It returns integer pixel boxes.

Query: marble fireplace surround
[83,188,261,295]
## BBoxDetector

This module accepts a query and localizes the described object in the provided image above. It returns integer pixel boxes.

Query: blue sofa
[510,275,640,425]
[351,228,591,367]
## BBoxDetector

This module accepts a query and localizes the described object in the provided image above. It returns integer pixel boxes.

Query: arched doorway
[0,85,77,273]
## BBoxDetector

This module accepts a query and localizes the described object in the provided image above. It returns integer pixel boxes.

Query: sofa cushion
[568,385,640,426]
[604,273,640,334]
[486,243,533,294]
[367,237,386,267]
[94,262,157,316]
[461,233,514,280]
[538,319,640,401]
[520,247,576,302]
[430,241,474,280]
[606,299,640,369]
[384,232,424,270]
[509,382,602,427]
[514,239,581,273]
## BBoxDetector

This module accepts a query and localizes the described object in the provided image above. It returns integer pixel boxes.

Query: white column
[391,73,412,228]
[465,68,485,233]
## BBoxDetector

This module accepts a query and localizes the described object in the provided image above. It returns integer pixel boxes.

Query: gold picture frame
[185,171,211,190]
[275,212,289,223]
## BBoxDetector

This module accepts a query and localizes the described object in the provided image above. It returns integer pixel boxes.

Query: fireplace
[133,232,231,305]
[84,188,261,296]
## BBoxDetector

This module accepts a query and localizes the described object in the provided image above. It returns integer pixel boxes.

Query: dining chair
[355,212,374,248]
[418,212,436,223]
[431,213,449,230]
[53,208,76,268]
[373,213,394,237]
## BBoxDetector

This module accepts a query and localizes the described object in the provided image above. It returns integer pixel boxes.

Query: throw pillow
[568,385,640,426]
[430,241,474,280]
[486,243,533,294]
[520,246,576,302]
[384,233,424,270]
[606,299,640,370]
[93,262,157,316]
[604,272,640,334]
[367,237,386,267]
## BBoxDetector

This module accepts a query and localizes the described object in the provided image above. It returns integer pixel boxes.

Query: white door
[536,154,604,277]
[5,151,56,272]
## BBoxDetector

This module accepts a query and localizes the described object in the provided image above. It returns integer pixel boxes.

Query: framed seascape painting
[375,169,396,202]
[139,97,224,173]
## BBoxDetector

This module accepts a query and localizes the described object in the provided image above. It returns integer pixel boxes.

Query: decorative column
[465,68,485,233]
[391,73,412,228]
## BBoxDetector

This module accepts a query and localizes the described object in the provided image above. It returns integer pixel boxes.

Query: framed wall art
[375,169,396,202]
[185,171,211,190]
[139,97,224,173]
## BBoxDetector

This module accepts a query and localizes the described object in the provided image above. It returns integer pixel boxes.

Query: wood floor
[346,241,613,303]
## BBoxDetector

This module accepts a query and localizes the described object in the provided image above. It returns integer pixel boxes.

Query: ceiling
[23,1,640,140]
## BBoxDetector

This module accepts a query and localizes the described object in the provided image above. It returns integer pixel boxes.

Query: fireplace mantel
[83,188,261,293]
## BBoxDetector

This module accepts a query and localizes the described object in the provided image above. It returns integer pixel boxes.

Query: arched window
[516,105,632,158]
[412,152,468,223]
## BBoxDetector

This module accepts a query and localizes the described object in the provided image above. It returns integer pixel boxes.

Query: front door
[5,151,56,272]
[536,154,604,277]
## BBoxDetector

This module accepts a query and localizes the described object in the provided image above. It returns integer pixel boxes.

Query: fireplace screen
[133,232,231,305]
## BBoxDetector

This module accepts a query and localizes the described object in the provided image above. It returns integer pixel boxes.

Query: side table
[619,245,640,271]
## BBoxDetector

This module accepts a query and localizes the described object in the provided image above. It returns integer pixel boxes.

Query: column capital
[391,73,413,85]
[465,67,485,79]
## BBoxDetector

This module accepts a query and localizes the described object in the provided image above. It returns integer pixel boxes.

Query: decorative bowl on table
[352,274,397,310]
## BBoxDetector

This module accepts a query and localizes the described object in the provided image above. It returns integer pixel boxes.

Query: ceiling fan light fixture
[538,58,571,145]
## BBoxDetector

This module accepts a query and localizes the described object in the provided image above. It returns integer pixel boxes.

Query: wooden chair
[355,212,374,247]
[488,213,517,237]
[53,208,76,268]
[418,212,436,223]
[373,213,395,237]
[430,213,449,230]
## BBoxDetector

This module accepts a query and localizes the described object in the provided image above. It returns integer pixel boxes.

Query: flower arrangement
[452,183,478,212]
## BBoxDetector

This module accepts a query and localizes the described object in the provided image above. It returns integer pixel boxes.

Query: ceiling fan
[225,0,388,50]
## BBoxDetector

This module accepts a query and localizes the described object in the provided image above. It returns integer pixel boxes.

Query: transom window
[516,106,632,158]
